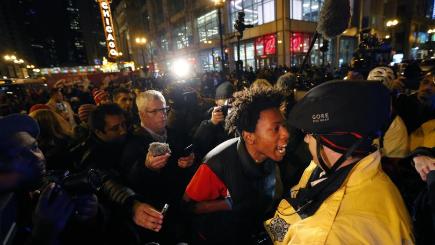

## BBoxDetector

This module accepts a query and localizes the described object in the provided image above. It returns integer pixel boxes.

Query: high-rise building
[1,0,100,69]
[77,0,107,65]
[0,0,34,77]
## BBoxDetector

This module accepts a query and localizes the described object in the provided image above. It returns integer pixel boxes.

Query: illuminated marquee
[98,0,118,58]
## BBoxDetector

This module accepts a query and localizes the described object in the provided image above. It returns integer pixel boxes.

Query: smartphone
[56,102,66,111]
[183,144,194,157]
[161,203,169,215]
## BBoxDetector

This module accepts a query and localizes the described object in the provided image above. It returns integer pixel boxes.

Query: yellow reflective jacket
[265,151,414,245]
[409,119,435,152]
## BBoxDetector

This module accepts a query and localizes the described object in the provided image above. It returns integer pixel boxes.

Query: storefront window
[230,0,276,32]
[233,41,255,69]
[246,42,255,69]
[234,34,276,70]
[290,32,331,66]
[339,37,356,66]
[256,34,276,55]
[197,10,219,43]
[290,0,324,22]
[199,48,222,71]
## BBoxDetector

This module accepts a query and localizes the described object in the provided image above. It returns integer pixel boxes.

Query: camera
[44,169,103,195]
[218,105,232,117]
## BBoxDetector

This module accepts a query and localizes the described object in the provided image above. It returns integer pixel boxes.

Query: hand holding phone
[182,144,194,157]
[161,203,169,216]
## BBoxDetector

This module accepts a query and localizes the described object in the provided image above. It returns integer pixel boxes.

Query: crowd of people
[0,60,434,245]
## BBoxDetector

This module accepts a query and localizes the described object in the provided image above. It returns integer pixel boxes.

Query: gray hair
[136,90,166,112]
[275,72,297,93]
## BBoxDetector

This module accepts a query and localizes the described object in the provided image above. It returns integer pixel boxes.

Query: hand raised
[211,106,225,125]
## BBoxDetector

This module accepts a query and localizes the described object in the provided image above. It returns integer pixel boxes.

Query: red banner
[264,34,276,55]
[291,33,303,53]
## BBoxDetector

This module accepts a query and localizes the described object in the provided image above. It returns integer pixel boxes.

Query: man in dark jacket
[183,87,289,244]
[193,81,235,160]
[70,104,164,244]
[395,73,435,133]
[121,90,196,244]
[0,114,99,245]
[112,88,140,131]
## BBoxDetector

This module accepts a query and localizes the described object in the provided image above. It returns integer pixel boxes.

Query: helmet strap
[315,135,365,175]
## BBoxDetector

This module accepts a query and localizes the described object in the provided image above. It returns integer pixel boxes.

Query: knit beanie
[78,104,97,124]
[215,82,234,100]
[92,89,108,105]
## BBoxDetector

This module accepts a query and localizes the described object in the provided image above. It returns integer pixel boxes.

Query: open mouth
[277,144,287,155]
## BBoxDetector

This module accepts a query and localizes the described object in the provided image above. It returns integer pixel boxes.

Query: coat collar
[236,137,275,178]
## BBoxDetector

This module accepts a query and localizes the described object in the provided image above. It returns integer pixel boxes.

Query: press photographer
[193,81,236,160]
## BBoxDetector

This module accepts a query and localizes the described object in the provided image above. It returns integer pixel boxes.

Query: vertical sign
[98,0,118,58]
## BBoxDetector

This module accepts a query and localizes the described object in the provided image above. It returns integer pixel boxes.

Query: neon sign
[98,0,118,58]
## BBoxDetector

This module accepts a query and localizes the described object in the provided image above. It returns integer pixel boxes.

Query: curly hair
[225,87,285,134]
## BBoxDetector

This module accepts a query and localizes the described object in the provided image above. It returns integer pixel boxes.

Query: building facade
[111,0,435,73]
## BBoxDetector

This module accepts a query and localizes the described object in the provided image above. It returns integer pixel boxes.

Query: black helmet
[288,80,391,137]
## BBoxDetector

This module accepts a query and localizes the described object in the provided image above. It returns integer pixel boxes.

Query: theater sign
[98,0,118,58]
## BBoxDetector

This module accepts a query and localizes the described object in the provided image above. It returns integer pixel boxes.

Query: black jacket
[69,134,139,218]
[193,114,232,161]
[120,126,197,244]
[191,138,283,244]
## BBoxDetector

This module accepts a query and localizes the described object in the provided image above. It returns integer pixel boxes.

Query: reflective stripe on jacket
[265,151,414,244]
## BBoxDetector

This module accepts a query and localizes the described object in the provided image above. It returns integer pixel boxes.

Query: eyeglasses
[145,106,171,115]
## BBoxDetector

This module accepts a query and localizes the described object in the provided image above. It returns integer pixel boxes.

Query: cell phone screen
[183,144,193,157]
[161,203,169,215]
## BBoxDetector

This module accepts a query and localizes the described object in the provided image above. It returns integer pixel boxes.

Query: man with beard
[70,104,164,244]
[112,88,140,131]
[395,73,435,133]
[183,87,289,244]
[0,114,99,244]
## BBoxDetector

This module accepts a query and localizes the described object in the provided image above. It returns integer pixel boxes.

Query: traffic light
[234,12,253,38]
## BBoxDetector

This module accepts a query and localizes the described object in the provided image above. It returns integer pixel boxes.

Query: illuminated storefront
[290,32,335,66]
[234,34,277,70]
[199,48,223,71]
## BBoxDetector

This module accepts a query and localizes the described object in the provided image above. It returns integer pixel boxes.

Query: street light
[3,54,22,78]
[135,36,154,72]
[386,19,399,50]
[135,37,147,68]
[213,0,226,73]
[386,19,399,27]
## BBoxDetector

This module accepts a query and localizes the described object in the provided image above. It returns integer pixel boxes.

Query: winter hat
[29,104,51,113]
[92,89,109,105]
[78,104,97,124]
[0,114,39,147]
[215,82,234,100]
